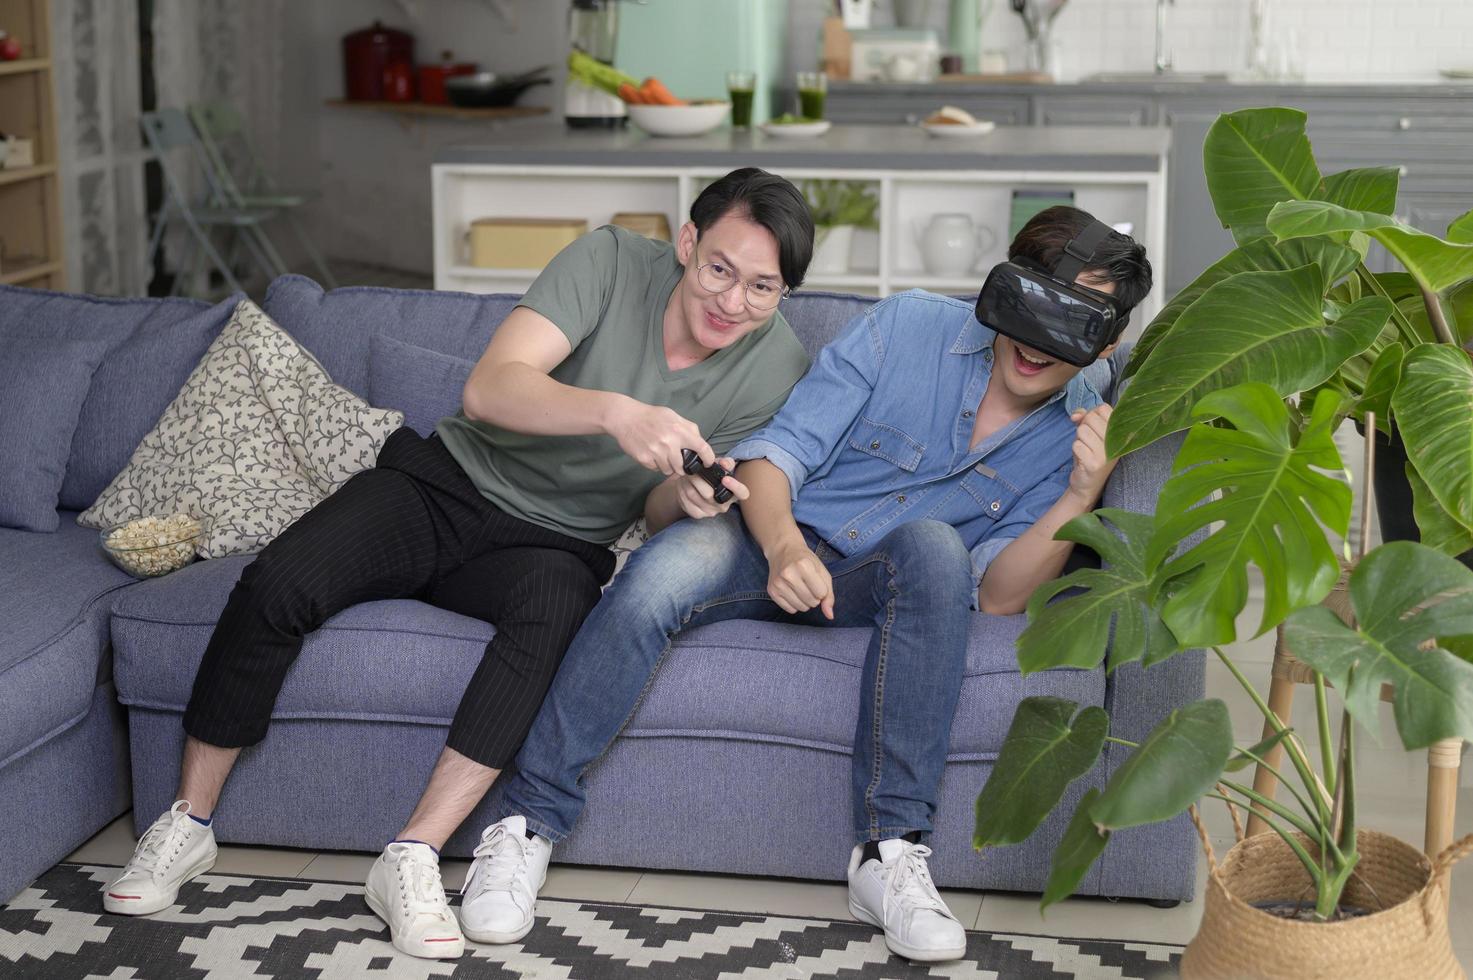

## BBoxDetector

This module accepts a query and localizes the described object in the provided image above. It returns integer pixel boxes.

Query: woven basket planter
[1181,823,1471,979]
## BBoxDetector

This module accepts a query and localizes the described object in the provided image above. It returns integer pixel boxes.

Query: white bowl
[920,120,996,138]
[626,102,730,137]
[760,119,833,138]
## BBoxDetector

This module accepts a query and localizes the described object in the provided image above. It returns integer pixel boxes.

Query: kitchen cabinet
[829,81,1473,294]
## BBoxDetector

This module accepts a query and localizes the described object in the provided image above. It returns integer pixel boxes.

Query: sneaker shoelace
[389,845,448,918]
[887,844,951,917]
[126,804,192,878]
[462,824,530,905]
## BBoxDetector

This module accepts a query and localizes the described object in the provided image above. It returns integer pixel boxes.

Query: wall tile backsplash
[791,0,1473,82]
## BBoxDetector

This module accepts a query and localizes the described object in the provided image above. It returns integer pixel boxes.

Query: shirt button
[963,410,974,418]
[990,500,1001,511]
[870,440,881,450]
[847,529,859,539]
[897,494,906,503]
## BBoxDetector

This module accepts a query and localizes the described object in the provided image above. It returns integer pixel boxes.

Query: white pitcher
[915,214,997,279]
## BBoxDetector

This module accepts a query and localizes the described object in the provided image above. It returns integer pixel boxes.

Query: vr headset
[973,219,1128,368]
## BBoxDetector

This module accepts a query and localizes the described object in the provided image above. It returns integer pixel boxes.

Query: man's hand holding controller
[604,398,747,520]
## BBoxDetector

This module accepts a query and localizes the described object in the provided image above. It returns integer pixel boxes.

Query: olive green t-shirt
[437,225,811,546]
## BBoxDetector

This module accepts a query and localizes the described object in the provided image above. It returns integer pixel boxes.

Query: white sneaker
[847,839,967,962]
[364,842,465,959]
[103,801,218,915]
[458,815,551,944]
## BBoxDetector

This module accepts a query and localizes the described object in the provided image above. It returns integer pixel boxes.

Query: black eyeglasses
[696,259,788,312]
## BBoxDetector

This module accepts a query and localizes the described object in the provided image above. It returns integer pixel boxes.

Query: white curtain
[53,0,149,296]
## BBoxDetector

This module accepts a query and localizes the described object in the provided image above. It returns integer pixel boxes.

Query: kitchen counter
[833,77,1473,97]
[435,121,1170,173]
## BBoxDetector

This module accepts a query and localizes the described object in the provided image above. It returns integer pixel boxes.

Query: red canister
[342,21,415,101]
[419,50,478,105]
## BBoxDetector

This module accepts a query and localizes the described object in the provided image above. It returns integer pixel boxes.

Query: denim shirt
[729,290,1109,594]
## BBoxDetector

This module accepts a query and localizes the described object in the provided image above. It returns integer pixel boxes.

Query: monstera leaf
[1204,107,1323,245]
[1149,385,1352,647]
[1408,463,1473,558]
[1393,344,1473,536]
[1041,789,1109,911]
[1321,166,1400,215]
[973,698,1107,849]
[1449,208,1473,245]
[1283,541,1473,749]
[1356,343,1404,423]
[1017,510,1180,674]
[1123,237,1360,382]
[1107,265,1390,457]
[1269,201,1473,293]
[1089,699,1234,830]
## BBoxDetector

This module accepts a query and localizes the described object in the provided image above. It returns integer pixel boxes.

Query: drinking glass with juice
[795,71,827,120]
[727,71,756,128]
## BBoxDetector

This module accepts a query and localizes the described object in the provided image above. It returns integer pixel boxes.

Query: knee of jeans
[883,521,972,595]
[610,514,747,626]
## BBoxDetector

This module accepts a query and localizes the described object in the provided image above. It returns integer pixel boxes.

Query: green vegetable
[567,49,638,97]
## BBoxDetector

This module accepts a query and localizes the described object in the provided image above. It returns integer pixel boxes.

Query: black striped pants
[183,427,616,769]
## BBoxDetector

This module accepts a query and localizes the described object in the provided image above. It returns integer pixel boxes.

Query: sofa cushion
[778,291,880,361]
[0,285,241,511]
[0,514,135,767]
[368,334,474,437]
[263,275,521,398]
[79,300,404,558]
[0,338,108,531]
[110,552,1100,758]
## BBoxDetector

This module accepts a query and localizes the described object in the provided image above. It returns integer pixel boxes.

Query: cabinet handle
[904,113,919,125]
[1397,116,1412,131]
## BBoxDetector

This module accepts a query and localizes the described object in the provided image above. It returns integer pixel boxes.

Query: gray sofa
[0,275,1202,907]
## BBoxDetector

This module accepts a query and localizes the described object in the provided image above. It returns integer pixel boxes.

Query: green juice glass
[796,71,827,120]
[727,71,756,128]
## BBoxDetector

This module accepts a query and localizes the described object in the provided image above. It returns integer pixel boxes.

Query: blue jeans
[497,511,974,844]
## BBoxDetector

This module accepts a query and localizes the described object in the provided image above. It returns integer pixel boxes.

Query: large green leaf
[1321,166,1400,215]
[1408,462,1473,557]
[1204,107,1323,245]
[1269,200,1473,293]
[1123,237,1359,382]
[1089,699,1234,829]
[1380,274,1473,347]
[973,698,1108,848]
[1393,344,1473,533]
[1283,541,1473,749]
[1018,510,1180,674]
[1149,385,1351,646]
[1041,789,1109,912]
[1450,209,1473,245]
[1356,342,1404,426]
[1107,264,1390,457]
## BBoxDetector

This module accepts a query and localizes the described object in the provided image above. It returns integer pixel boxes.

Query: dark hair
[1009,205,1153,315]
[690,167,815,291]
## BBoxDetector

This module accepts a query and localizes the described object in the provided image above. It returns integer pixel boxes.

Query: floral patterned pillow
[79,300,403,558]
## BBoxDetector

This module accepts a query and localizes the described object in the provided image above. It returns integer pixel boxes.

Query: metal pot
[445,67,551,108]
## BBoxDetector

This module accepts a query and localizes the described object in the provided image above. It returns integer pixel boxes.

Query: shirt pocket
[843,417,926,490]
[959,464,1024,522]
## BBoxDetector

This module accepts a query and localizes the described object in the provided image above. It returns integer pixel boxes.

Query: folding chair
[141,108,284,296]
[189,101,337,288]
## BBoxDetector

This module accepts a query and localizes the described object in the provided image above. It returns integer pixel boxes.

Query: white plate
[920,120,997,138]
[760,120,833,138]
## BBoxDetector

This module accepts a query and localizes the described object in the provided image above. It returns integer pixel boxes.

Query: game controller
[681,449,734,504]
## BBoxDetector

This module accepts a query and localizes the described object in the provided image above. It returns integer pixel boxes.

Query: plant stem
[1356,265,1422,345]
[1207,792,1323,885]
[1212,647,1333,820]
[1314,674,1337,798]
[1219,778,1326,843]
[1104,736,1139,748]
[1232,745,1322,829]
[1419,284,1459,345]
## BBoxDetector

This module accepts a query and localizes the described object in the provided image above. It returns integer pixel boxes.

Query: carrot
[640,77,685,106]
[617,81,646,104]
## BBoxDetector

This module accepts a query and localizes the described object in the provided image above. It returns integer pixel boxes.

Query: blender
[565,0,626,129]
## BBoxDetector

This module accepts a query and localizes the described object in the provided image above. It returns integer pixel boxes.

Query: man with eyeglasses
[102,167,815,961]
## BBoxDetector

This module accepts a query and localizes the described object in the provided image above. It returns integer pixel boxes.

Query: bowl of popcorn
[100,513,207,578]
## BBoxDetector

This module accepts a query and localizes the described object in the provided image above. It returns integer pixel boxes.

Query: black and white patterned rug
[2,864,1181,979]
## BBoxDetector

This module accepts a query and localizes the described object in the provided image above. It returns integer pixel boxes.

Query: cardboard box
[822,17,852,80]
[468,217,588,269]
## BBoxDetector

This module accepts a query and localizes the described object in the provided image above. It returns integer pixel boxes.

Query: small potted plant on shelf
[803,179,879,277]
[972,106,1473,978]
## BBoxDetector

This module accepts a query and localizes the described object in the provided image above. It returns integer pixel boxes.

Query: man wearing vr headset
[467,206,1151,963]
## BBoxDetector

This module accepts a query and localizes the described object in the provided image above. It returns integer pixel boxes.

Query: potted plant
[972,106,1473,977]
[803,179,879,276]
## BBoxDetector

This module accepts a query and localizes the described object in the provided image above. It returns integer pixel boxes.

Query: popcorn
[102,514,203,577]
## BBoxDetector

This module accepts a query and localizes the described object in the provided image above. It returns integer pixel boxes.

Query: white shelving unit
[433,159,1168,330]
